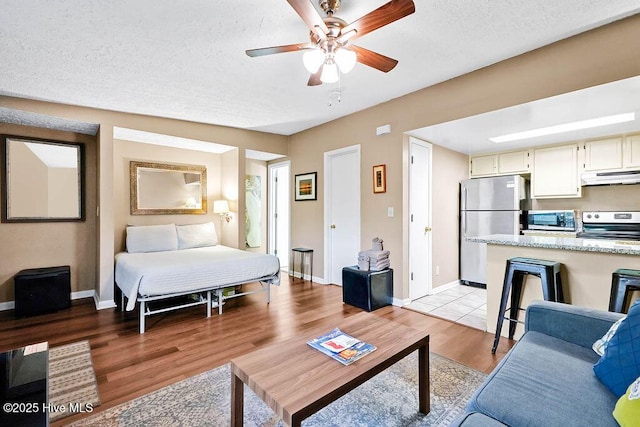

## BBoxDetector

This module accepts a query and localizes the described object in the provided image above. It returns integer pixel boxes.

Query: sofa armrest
[525,300,624,349]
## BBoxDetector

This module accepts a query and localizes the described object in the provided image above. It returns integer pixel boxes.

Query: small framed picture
[295,172,317,201]
[373,164,386,194]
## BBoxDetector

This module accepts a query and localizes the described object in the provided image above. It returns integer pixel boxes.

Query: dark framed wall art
[295,172,317,201]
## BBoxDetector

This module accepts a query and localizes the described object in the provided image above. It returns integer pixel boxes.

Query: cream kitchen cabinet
[469,154,497,177]
[583,137,623,171]
[624,134,640,168]
[470,150,530,177]
[498,150,530,174]
[532,144,581,198]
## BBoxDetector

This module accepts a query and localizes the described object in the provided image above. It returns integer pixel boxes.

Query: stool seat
[491,257,564,354]
[609,268,640,313]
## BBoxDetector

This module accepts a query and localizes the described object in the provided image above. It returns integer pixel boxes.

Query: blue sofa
[452,300,624,426]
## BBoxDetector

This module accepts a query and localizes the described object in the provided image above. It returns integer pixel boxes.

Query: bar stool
[291,247,313,283]
[491,257,564,354]
[609,269,640,313]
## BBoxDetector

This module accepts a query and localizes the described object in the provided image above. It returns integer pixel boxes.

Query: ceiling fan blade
[246,43,314,57]
[287,0,329,38]
[350,45,398,72]
[341,0,415,42]
[307,67,323,86]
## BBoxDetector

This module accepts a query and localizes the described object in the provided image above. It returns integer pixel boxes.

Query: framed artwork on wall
[373,164,386,193]
[295,172,317,201]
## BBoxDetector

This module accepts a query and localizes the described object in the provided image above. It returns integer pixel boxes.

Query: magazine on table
[307,327,376,365]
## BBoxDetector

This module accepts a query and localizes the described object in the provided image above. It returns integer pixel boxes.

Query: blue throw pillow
[594,299,640,397]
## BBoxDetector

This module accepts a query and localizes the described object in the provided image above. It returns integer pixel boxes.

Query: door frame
[324,144,361,285]
[408,137,433,300]
[267,160,291,271]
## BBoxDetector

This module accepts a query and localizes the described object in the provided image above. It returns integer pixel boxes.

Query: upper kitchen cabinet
[469,149,530,177]
[532,144,581,198]
[624,134,640,168]
[498,150,530,174]
[469,153,497,177]
[583,137,623,171]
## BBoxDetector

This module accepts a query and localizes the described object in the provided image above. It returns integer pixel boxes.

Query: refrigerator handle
[462,185,468,211]
[462,211,467,238]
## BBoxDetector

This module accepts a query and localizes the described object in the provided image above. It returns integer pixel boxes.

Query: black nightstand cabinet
[342,266,393,312]
[14,266,71,317]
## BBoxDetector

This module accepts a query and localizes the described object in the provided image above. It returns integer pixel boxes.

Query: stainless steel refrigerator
[460,175,529,286]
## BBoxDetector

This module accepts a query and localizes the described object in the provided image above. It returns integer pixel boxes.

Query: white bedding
[115,245,280,311]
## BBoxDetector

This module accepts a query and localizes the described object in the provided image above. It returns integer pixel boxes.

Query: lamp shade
[303,49,325,73]
[320,62,339,83]
[335,48,356,73]
[213,200,230,214]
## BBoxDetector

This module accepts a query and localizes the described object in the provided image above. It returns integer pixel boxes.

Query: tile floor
[406,284,487,331]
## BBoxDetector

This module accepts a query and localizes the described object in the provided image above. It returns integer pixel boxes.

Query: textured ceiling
[1,1,639,140]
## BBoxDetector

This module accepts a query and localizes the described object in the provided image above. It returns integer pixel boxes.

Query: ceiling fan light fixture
[303,49,325,73]
[335,48,356,73]
[320,61,339,83]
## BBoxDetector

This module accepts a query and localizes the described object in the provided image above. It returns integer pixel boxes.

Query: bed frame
[117,275,277,333]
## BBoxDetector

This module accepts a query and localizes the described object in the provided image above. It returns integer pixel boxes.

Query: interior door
[268,162,290,270]
[325,146,360,285]
[409,138,432,300]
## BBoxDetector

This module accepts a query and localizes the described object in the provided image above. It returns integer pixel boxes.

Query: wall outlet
[435,265,440,275]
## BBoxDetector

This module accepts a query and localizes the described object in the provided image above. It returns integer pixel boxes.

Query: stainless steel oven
[527,210,576,231]
[577,211,640,241]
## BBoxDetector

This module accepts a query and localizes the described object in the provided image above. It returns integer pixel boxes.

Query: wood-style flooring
[0,275,515,426]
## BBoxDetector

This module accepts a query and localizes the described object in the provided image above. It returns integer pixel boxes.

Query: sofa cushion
[467,331,618,427]
[452,412,507,427]
[613,375,640,427]
[593,299,640,397]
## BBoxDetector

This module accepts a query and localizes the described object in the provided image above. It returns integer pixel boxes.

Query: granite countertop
[467,234,640,256]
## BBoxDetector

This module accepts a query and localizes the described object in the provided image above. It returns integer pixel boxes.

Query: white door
[409,138,432,300]
[325,145,360,285]
[268,161,290,270]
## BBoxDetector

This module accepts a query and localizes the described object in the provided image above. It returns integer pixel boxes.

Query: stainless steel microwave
[527,210,577,231]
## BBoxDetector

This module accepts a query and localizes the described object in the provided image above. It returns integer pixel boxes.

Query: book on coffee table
[307,327,377,365]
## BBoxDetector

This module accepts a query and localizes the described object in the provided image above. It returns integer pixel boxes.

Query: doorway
[268,161,290,271]
[324,145,361,285]
[409,137,433,300]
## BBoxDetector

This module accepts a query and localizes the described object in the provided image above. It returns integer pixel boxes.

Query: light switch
[387,207,394,217]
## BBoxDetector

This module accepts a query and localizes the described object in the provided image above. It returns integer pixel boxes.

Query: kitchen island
[468,234,640,339]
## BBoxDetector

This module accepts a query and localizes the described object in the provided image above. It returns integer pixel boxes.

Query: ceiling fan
[246,0,416,86]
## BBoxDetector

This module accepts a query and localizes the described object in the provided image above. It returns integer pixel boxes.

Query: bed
[114,222,280,333]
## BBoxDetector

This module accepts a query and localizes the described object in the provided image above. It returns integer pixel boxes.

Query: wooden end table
[230,312,430,427]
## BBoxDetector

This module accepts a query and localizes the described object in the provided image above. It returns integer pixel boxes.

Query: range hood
[581,170,640,186]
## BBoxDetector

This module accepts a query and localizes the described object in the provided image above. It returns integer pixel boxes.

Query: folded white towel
[358,250,390,261]
[358,259,370,270]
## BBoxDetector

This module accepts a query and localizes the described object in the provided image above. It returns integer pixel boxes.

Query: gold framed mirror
[1,135,85,222]
[130,161,207,215]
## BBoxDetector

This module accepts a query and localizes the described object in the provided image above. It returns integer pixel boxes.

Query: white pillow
[593,316,626,356]
[176,222,218,249]
[126,224,178,253]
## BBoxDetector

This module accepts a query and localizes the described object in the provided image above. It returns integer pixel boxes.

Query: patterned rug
[49,340,101,422]
[70,351,484,426]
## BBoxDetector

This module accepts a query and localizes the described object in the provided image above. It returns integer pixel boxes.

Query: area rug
[49,340,101,422]
[69,351,484,426]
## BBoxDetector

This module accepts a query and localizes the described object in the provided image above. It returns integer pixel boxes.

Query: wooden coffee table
[230,312,430,427]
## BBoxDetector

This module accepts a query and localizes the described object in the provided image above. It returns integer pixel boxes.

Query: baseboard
[429,280,461,295]
[0,289,102,312]
[94,294,116,310]
[394,297,411,307]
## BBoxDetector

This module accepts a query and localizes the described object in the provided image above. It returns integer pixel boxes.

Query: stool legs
[492,261,514,354]
[492,258,563,354]
[609,276,627,312]
[508,272,525,340]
